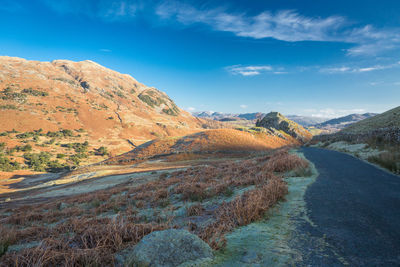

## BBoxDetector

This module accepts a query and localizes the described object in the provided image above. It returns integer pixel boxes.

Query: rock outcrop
[256,112,312,143]
[121,229,213,267]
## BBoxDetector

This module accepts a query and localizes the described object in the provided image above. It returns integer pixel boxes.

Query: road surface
[297,147,400,266]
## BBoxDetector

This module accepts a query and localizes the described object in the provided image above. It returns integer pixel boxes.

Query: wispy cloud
[41,0,400,56]
[306,108,366,118]
[156,1,400,56]
[186,106,196,112]
[41,0,141,21]
[226,65,275,76]
[156,3,345,42]
[240,104,248,109]
[99,48,112,52]
[320,61,400,74]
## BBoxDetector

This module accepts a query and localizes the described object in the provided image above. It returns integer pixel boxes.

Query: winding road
[298,147,400,266]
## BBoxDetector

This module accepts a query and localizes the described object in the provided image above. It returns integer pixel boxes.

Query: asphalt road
[297,147,400,266]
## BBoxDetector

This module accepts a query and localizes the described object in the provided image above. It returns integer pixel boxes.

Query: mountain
[0,56,203,156]
[341,107,399,134]
[193,112,328,128]
[256,112,312,142]
[314,113,378,131]
[286,115,328,127]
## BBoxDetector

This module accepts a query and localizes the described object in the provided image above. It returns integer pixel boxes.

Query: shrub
[62,141,89,153]
[95,146,108,156]
[0,155,21,171]
[56,153,66,159]
[24,152,51,172]
[16,132,36,139]
[46,129,74,138]
[0,104,18,110]
[22,88,49,97]
[46,160,69,173]
[17,144,32,152]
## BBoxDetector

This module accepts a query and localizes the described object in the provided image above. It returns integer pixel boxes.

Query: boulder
[122,229,213,267]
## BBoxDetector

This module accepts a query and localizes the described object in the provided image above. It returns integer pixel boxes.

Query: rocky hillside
[256,112,312,143]
[0,56,203,155]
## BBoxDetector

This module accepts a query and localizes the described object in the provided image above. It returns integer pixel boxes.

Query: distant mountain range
[193,111,379,132]
[315,113,378,131]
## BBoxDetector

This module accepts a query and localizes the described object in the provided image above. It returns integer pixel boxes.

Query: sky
[1,0,400,118]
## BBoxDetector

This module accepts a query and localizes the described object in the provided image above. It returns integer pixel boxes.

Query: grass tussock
[368,151,400,174]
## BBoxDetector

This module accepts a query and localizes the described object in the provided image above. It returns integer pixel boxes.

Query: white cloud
[42,1,400,56]
[226,65,273,76]
[240,104,248,109]
[156,2,400,56]
[186,107,196,112]
[307,108,366,118]
[320,61,400,74]
[156,3,345,42]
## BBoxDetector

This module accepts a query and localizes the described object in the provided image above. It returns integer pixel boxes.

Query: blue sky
[1,0,400,118]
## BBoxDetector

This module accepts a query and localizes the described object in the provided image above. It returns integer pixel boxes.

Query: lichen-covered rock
[122,229,213,267]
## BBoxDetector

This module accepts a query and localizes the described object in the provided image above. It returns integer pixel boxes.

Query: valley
[0,57,399,267]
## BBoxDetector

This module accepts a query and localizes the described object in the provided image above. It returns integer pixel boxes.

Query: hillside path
[297,147,400,266]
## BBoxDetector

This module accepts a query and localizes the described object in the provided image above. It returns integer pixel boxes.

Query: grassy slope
[341,106,400,133]
[104,129,300,165]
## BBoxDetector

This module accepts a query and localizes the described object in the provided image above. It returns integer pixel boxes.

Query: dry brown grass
[198,177,288,249]
[1,217,169,266]
[186,203,205,216]
[0,149,310,264]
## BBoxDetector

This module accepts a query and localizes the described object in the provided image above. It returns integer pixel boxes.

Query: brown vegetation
[105,129,299,165]
[0,149,310,265]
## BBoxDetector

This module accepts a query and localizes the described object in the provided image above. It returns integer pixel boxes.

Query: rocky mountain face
[0,56,203,155]
[256,112,312,142]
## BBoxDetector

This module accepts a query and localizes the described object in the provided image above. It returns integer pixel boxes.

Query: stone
[122,229,213,267]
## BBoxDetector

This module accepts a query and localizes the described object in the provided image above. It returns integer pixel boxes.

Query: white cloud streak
[320,61,400,74]
[42,0,400,56]
[226,65,274,76]
[306,108,366,118]
[156,1,400,56]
